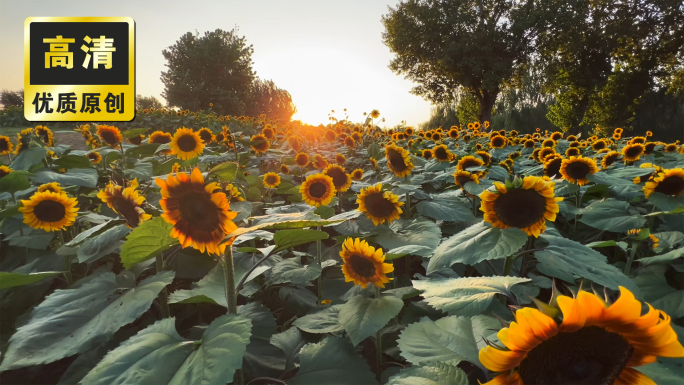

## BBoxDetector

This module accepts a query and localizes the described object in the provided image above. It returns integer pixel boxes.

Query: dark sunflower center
[387,150,408,171]
[308,182,328,198]
[518,326,633,385]
[625,146,643,158]
[423,151,432,159]
[152,135,171,144]
[327,169,348,189]
[0,169,9,178]
[112,196,141,227]
[100,131,118,145]
[566,161,591,180]
[525,141,534,148]
[456,175,472,186]
[545,159,563,178]
[604,154,620,167]
[178,192,220,231]
[177,135,198,152]
[364,192,397,218]
[347,254,377,278]
[655,175,684,197]
[493,188,547,228]
[434,147,448,160]
[567,148,580,156]
[644,143,656,154]
[492,137,504,147]
[87,153,99,160]
[266,175,278,185]
[0,139,9,151]
[461,160,480,170]
[199,131,213,142]
[129,135,142,145]
[593,141,606,150]
[34,199,66,222]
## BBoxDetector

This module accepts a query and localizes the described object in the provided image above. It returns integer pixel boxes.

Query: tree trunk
[479,89,498,130]
[568,94,590,136]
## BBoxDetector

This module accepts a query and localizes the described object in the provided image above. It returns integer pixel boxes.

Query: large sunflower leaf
[339,295,404,346]
[10,147,47,170]
[207,161,238,182]
[648,192,684,212]
[77,224,130,263]
[0,271,174,371]
[120,216,178,269]
[387,363,469,385]
[637,248,684,267]
[634,265,684,318]
[293,305,344,333]
[396,315,499,372]
[586,172,631,186]
[412,276,530,316]
[272,229,328,254]
[80,314,251,385]
[579,199,646,232]
[427,222,527,273]
[416,197,476,223]
[30,168,99,188]
[239,302,285,380]
[373,218,441,252]
[0,171,32,194]
[536,234,640,296]
[270,327,306,372]
[0,271,62,290]
[268,258,321,285]
[288,336,377,385]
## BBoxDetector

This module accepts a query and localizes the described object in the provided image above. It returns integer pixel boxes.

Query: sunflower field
[0,112,683,385]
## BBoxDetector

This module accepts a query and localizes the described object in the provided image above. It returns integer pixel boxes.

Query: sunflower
[0,165,13,178]
[385,143,414,178]
[508,151,521,161]
[250,134,270,155]
[422,149,433,160]
[340,237,392,289]
[171,163,181,173]
[344,169,361,182]
[633,163,663,184]
[591,139,607,151]
[550,131,563,141]
[644,142,657,155]
[456,155,485,174]
[263,172,281,189]
[622,143,645,162]
[335,154,347,165]
[543,156,564,179]
[448,128,460,139]
[643,168,684,198]
[82,151,102,165]
[664,143,678,153]
[537,148,556,163]
[300,173,336,207]
[432,144,451,162]
[479,287,684,385]
[565,147,581,157]
[431,132,442,141]
[127,134,145,145]
[197,128,214,144]
[313,154,328,170]
[156,168,237,254]
[490,135,507,149]
[523,139,535,148]
[613,132,622,140]
[149,131,173,154]
[295,152,310,167]
[599,151,621,170]
[97,180,151,228]
[19,191,79,232]
[37,182,62,194]
[629,136,646,144]
[35,126,54,146]
[96,125,123,148]
[323,164,352,192]
[280,164,290,174]
[223,183,244,202]
[370,109,380,119]
[288,135,302,152]
[262,126,275,139]
[344,137,356,148]
[370,158,378,169]
[541,139,556,148]
[324,129,337,142]
[356,183,403,226]
[560,156,599,186]
[0,135,13,155]
[453,170,479,190]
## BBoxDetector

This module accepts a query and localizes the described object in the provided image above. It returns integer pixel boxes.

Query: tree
[136,95,163,110]
[161,29,256,116]
[382,0,539,125]
[1,89,23,108]
[245,79,297,122]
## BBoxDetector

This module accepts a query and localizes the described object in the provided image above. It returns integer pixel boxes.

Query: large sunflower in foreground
[340,237,393,289]
[96,125,123,148]
[19,191,79,232]
[385,143,414,178]
[479,287,684,385]
[356,183,403,226]
[156,167,237,254]
[560,156,599,186]
[170,127,204,160]
[97,179,151,228]
[300,173,336,207]
[643,168,684,198]
[480,176,562,237]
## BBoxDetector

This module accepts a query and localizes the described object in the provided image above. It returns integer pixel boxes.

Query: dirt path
[54,131,88,151]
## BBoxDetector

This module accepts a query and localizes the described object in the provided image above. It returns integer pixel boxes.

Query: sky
[0,0,433,127]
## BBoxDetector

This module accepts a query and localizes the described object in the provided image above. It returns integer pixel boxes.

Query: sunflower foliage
[0,117,683,385]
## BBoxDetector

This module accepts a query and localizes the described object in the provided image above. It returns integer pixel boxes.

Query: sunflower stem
[223,245,238,314]
[471,195,478,217]
[502,254,514,276]
[155,254,171,318]
[316,226,323,303]
[374,286,384,382]
[624,241,638,276]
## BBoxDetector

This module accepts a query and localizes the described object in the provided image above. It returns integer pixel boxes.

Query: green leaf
[314,205,336,219]
[585,240,628,250]
[126,143,160,158]
[0,271,62,290]
[536,234,640,295]
[586,172,630,186]
[416,198,475,223]
[293,305,344,333]
[77,224,130,263]
[0,171,31,194]
[637,248,684,267]
[120,216,178,269]
[339,295,404,346]
[368,143,380,160]
[272,228,328,254]
[387,363,469,385]
[121,128,149,139]
[373,218,441,253]
[427,222,527,273]
[579,199,646,232]
[397,315,499,371]
[270,327,306,372]
[66,219,126,247]
[10,147,47,170]
[268,259,322,285]
[53,154,92,169]
[31,168,98,188]
[385,244,434,259]
[288,336,377,385]
[0,204,21,219]
[634,266,684,318]
[207,162,238,182]
[413,276,530,316]
[0,271,175,371]
[637,359,684,385]
[80,313,251,385]
[463,181,484,196]
[648,192,684,212]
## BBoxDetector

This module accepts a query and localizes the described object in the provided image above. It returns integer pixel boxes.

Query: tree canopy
[246,79,297,122]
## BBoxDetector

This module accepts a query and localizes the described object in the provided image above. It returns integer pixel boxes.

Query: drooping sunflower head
[422,149,433,160]
[197,128,214,144]
[19,191,79,232]
[324,164,352,192]
[250,134,270,155]
[621,143,645,162]
[643,168,684,198]
[0,165,12,179]
[263,172,281,189]
[280,164,290,174]
[340,238,393,289]
[453,170,479,190]
[300,173,336,207]
[432,144,451,162]
[0,135,13,155]
[313,154,328,170]
[490,135,507,149]
[295,152,310,167]
[351,169,364,181]
[543,156,564,179]
[560,156,599,186]
[37,182,62,194]
[35,126,54,146]
[356,183,404,226]
[287,135,302,152]
[155,167,237,254]
[127,134,145,145]
[475,150,491,166]
[479,287,684,385]
[335,154,347,165]
[96,125,123,148]
[508,151,521,161]
[97,180,151,228]
[170,127,204,160]
[385,143,414,178]
[664,143,678,153]
[149,131,173,154]
[480,176,562,237]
